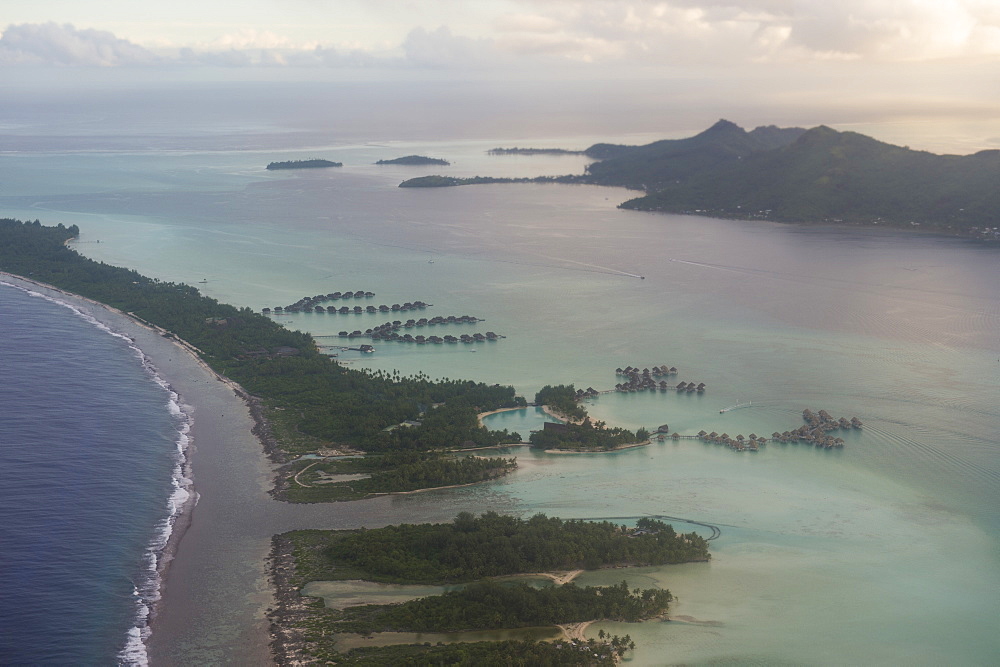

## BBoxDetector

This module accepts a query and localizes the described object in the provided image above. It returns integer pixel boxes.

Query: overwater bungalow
[262,307,271,313]
[330,292,342,299]
[353,306,363,313]
[364,291,375,297]
[353,290,365,298]
[338,331,349,337]
[349,330,362,337]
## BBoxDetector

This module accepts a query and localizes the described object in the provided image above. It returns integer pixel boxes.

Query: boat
[720,400,751,413]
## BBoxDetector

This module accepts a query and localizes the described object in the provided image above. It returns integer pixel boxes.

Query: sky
[0,1,998,151]
[3,1,998,70]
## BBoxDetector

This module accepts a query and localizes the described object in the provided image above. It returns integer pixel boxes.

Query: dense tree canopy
[306,512,709,583]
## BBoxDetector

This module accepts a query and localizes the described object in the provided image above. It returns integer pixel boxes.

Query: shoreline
[545,439,652,454]
[0,273,204,654]
[540,404,586,425]
[0,272,277,664]
[476,404,534,426]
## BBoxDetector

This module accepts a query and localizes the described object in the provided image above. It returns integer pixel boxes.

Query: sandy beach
[0,273,466,665]
[1,273,277,664]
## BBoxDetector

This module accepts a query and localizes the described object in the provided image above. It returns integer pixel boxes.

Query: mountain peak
[703,119,745,135]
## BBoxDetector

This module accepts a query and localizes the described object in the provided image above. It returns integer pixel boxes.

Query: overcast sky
[1,1,997,150]
[3,1,998,69]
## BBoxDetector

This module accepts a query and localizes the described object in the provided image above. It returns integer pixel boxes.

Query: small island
[376,155,450,166]
[271,512,709,663]
[266,159,342,170]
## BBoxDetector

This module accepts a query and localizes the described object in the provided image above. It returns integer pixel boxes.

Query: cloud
[4,2,999,73]
[0,22,158,66]
[401,25,499,68]
[491,0,1000,64]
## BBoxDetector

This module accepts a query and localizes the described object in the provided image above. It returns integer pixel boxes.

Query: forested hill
[585,121,1000,236]
[583,119,805,187]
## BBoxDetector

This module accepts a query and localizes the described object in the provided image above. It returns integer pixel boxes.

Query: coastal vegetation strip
[535,384,588,422]
[0,218,525,499]
[276,452,517,502]
[266,159,342,169]
[410,121,1000,238]
[530,419,650,452]
[375,155,450,165]
[271,514,700,663]
[282,513,709,585]
[398,174,572,188]
[314,639,622,665]
[319,580,671,634]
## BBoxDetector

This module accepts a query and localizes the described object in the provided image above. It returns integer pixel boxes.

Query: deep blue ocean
[0,284,188,665]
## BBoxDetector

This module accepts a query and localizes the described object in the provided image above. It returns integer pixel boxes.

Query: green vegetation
[276,515,698,663]
[0,218,525,498]
[534,384,587,421]
[582,120,805,189]
[327,580,671,634]
[311,638,623,665]
[282,452,517,502]
[376,155,450,166]
[616,124,1000,235]
[272,512,696,665]
[266,159,342,169]
[399,175,523,187]
[530,419,649,451]
[285,512,709,584]
[406,120,1000,238]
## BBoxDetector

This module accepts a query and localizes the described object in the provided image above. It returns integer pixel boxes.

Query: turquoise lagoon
[2,122,998,664]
